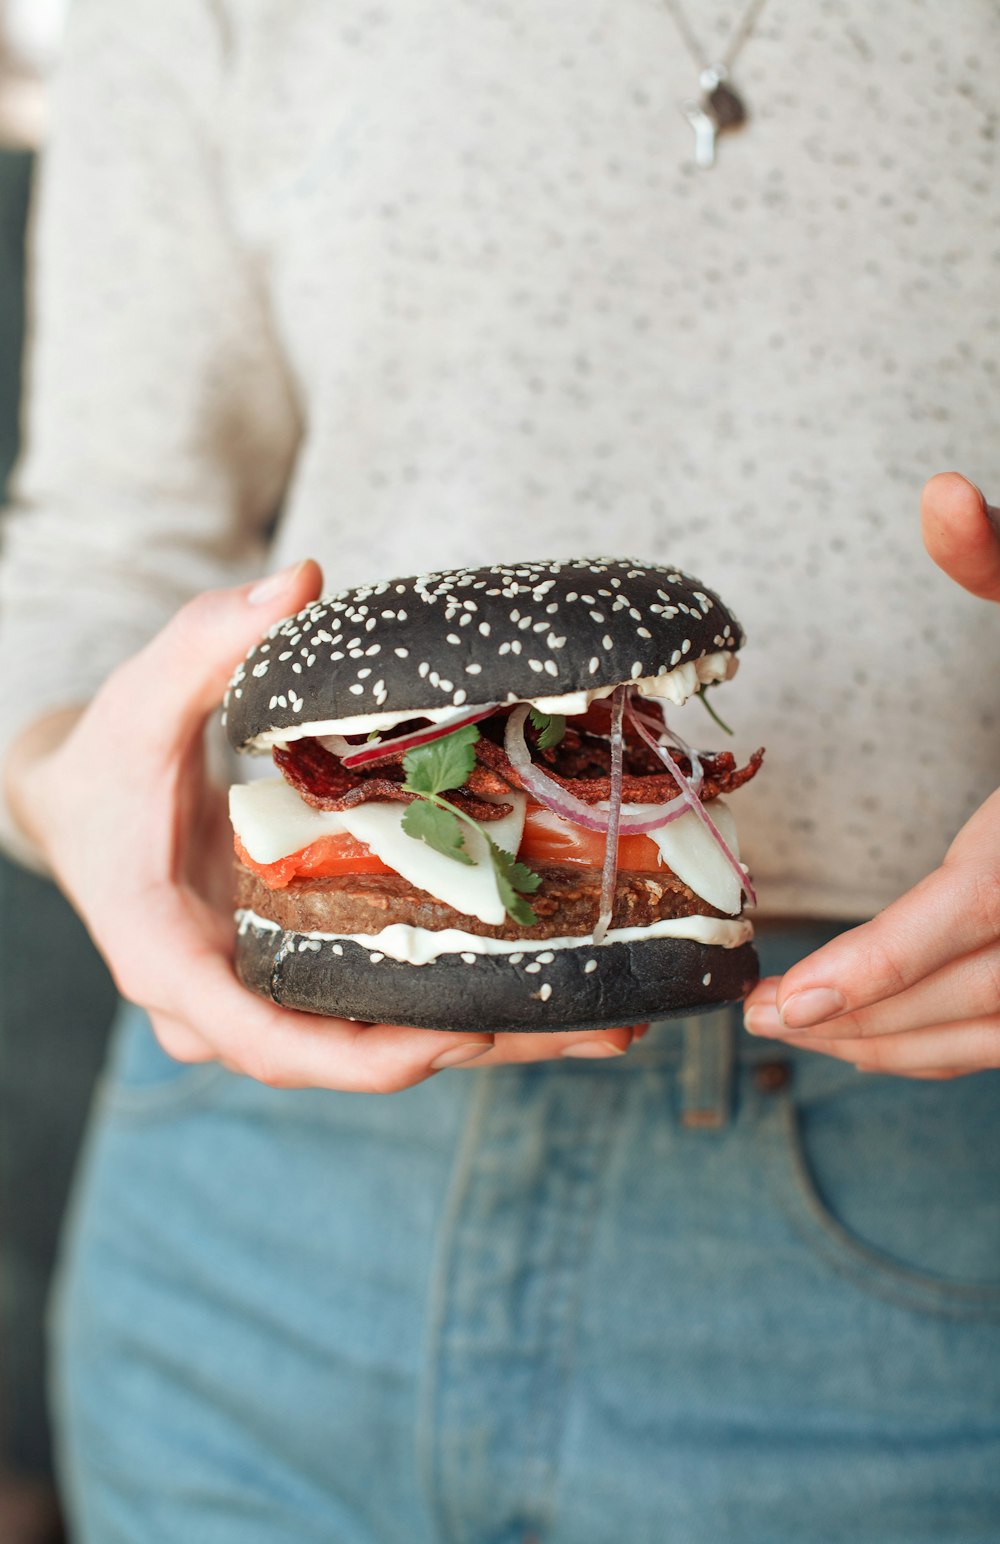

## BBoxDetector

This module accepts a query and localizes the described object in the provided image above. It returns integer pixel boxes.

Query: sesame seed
[584,959,598,973]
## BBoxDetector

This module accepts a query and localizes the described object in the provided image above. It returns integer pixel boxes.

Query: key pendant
[682,65,747,169]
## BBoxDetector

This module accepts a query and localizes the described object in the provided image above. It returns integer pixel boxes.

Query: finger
[773,830,1000,1030]
[122,559,324,754]
[746,939,1000,1041]
[920,472,1000,603]
[113,890,495,1092]
[771,1018,1000,1076]
[466,1024,638,1065]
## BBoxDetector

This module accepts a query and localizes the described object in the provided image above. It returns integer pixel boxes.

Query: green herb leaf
[402,723,480,796]
[529,706,567,751]
[401,799,475,865]
[696,687,733,737]
[488,840,541,926]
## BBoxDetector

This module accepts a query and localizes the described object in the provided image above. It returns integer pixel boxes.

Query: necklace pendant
[683,65,748,169]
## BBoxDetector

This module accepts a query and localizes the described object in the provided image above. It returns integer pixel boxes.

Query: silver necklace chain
[659,0,772,168]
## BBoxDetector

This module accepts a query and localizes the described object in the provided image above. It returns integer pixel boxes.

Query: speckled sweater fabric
[0,0,998,915]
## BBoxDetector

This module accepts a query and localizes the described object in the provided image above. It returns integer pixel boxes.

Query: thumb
[920,472,1000,604]
[133,559,324,750]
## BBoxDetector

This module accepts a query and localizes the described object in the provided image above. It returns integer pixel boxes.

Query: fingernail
[248,561,306,605]
[779,988,846,1030]
[744,1004,783,1036]
[430,1042,492,1070]
[986,503,1000,537]
[561,1041,627,1059]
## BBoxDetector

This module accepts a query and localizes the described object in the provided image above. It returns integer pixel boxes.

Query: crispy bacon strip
[474,733,764,804]
[273,739,514,821]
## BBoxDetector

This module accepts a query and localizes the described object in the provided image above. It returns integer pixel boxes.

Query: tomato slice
[236,797,667,892]
[518,805,662,871]
[234,832,393,889]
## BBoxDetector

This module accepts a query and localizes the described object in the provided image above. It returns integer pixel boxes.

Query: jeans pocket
[762,1065,1000,1321]
[95,1001,229,1122]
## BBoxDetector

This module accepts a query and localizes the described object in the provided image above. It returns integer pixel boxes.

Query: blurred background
[0,4,117,1540]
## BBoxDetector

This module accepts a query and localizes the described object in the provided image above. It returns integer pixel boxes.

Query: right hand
[6,563,640,1091]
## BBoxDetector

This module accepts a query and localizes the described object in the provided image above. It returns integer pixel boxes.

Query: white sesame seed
[584,959,598,973]
[538,983,553,1002]
[525,962,542,974]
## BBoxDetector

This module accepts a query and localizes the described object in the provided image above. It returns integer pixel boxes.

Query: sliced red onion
[503,705,701,835]
[333,703,502,769]
[593,686,626,944]
[626,698,757,908]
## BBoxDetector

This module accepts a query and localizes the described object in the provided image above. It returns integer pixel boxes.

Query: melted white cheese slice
[622,797,742,916]
[230,780,744,923]
[229,779,527,926]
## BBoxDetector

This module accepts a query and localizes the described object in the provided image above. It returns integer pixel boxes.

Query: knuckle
[857,934,910,1004]
[971,863,1000,939]
[149,1015,208,1065]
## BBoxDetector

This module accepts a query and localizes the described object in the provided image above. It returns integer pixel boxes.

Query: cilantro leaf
[402,723,480,796]
[529,706,567,751]
[488,840,541,927]
[401,799,475,865]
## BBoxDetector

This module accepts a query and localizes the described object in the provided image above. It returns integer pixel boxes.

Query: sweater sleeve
[0,0,301,864]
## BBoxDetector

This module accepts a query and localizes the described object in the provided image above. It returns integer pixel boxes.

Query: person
[0,2,998,1540]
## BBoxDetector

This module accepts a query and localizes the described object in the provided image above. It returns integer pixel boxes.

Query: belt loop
[679,1008,735,1130]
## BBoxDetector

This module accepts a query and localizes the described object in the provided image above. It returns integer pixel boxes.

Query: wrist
[4,706,85,859]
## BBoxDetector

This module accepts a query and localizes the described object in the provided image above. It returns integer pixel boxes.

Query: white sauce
[236,908,753,964]
[246,650,737,750]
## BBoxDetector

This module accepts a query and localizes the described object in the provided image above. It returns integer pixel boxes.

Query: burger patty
[235,859,729,942]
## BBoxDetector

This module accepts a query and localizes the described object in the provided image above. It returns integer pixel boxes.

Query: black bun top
[224,557,745,750]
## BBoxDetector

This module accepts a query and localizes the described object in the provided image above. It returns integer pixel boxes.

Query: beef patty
[235,859,730,942]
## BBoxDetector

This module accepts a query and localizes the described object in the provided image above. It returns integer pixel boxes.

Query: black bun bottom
[234,916,759,1032]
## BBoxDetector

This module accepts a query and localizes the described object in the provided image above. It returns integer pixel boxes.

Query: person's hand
[6,563,641,1092]
[743,473,1000,1078]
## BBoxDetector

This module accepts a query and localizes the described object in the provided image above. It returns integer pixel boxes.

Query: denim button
[754,1059,792,1093]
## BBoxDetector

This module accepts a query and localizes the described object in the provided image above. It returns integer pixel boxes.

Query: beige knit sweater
[1,0,998,916]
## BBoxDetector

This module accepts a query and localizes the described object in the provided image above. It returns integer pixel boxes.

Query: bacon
[274,729,763,824]
[272,739,514,822]
[473,733,764,804]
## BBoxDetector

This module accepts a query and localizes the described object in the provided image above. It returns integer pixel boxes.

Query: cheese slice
[229,778,349,864]
[229,779,527,926]
[230,779,744,922]
[620,797,742,915]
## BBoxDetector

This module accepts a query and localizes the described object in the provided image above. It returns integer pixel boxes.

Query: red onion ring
[329,703,502,769]
[593,686,626,943]
[626,698,757,908]
[503,705,702,835]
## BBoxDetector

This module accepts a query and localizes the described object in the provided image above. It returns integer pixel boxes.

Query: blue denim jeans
[51,924,1000,1543]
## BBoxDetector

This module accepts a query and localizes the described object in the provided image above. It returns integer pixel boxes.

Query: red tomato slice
[519,804,662,871]
[234,832,393,889]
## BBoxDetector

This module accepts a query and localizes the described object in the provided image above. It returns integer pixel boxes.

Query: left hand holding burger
[744,473,1000,1078]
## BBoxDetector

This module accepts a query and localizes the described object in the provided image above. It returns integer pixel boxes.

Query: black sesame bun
[224,558,744,750]
[234,913,759,1033]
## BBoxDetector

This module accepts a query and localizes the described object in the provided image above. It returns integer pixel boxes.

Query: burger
[222,558,763,1032]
